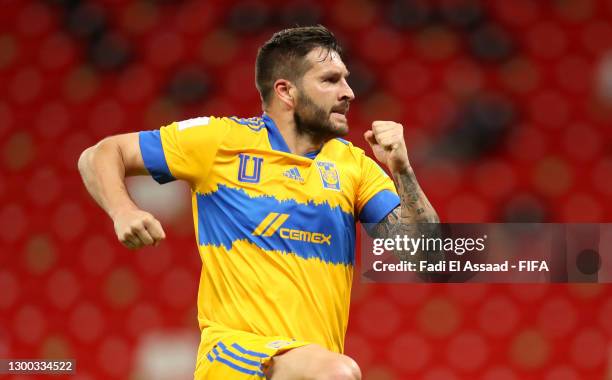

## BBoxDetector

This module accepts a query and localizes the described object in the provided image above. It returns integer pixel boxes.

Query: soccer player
[78,25,438,380]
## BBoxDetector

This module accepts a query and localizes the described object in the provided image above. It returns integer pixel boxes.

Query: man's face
[292,47,355,140]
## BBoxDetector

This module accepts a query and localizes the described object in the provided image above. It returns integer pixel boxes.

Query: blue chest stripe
[196,184,355,265]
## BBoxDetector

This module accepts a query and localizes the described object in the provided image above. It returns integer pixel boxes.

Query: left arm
[364,121,440,261]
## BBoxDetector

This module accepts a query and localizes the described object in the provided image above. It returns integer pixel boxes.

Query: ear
[273,79,296,109]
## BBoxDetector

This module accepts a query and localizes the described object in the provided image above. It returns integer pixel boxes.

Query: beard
[293,90,349,142]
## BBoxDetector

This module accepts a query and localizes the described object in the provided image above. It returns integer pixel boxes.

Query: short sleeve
[356,155,400,224]
[139,116,228,186]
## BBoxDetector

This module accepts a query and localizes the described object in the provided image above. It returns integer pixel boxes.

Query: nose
[339,78,355,102]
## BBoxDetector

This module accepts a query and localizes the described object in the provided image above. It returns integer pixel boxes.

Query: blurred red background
[1,0,612,379]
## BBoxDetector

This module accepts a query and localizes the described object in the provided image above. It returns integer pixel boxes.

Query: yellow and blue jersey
[138,114,399,371]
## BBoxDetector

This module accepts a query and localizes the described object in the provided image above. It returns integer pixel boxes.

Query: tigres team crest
[316,161,340,191]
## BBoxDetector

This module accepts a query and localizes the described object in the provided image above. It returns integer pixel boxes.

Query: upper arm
[367,205,401,238]
[356,155,400,224]
[137,116,228,185]
[85,133,148,177]
[110,132,149,177]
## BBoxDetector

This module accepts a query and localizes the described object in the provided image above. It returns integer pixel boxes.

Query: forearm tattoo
[371,170,441,264]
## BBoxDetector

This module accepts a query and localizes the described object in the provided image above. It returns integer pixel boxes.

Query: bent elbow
[78,138,110,175]
[77,146,94,175]
[428,212,440,223]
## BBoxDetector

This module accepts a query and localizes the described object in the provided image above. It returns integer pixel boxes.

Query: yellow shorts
[194,327,311,379]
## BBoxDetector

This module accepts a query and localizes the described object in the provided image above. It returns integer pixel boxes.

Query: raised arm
[364,121,440,260]
[78,133,166,249]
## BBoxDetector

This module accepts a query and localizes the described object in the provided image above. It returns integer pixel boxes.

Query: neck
[266,110,325,156]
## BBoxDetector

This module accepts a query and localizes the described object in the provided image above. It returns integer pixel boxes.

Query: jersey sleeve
[138,116,227,185]
[356,154,400,224]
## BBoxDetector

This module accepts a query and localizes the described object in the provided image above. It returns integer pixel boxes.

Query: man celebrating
[78,25,438,380]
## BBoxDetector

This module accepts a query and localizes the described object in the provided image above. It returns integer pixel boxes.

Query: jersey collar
[262,114,321,159]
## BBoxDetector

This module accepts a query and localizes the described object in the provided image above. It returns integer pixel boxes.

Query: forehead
[303,47,348,75]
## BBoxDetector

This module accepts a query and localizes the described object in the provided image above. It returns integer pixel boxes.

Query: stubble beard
[293,91,349,142]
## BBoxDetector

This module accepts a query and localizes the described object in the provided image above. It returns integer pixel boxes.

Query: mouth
[331,112,347,122]
[331,105,349,118]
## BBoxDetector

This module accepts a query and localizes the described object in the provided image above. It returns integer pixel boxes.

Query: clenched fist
[112,208,166,250]
[364,121,411,174]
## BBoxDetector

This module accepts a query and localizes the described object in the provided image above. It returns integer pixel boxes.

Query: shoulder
[326,138,389,178]
[172,115,265,131]
[224,116,267,132]
[166,116,267,144]
[326,137,367,162]
[174,116,214,130]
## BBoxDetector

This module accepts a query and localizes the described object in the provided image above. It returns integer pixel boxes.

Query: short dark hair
[255,25,342,105]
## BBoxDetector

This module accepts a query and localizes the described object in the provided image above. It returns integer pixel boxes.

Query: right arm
[78,133,166,249]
